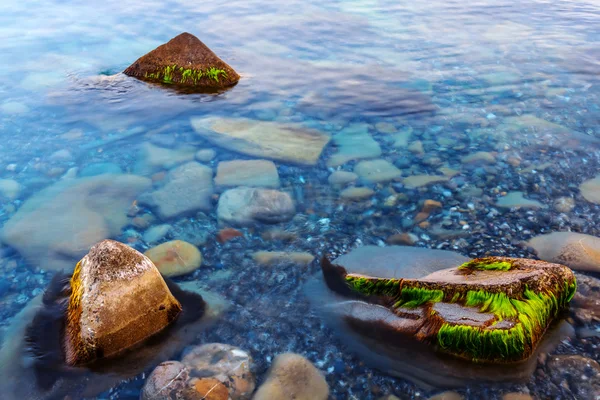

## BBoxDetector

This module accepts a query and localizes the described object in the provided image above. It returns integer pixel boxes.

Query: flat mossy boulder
[64,240,182,365]
[124,32,239,91]
[321,256,576,364]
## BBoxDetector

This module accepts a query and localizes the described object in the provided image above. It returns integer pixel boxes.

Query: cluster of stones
[323,256,576,363]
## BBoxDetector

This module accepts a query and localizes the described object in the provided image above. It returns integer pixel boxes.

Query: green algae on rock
[123,32,239,91]
[323,256,576,363]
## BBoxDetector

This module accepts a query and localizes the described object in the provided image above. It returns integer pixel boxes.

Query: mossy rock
[322,256,576,363]
[124,32,239,91]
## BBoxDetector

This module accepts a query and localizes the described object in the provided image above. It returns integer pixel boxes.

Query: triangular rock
[124,32,240,90]
[64,240,182,365]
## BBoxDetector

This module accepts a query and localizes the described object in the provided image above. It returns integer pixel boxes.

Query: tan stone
[191,117,330,166]
[502,393,533,400]
[141,361,190,400]
[580,175,600,204]
[64,240,182,366]
[253,251,315,266]
[340,186,374,200]
[253,353,329,400]
[428,391,464,400]
[144,240,202,277]
[528,232,600,273]
[403,175,448,188]
[215,159,280,189]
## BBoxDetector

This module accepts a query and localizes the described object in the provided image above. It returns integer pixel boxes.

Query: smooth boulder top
[64,240,182,366]
[124,32,240,90]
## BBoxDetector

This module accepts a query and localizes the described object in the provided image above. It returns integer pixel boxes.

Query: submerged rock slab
[138,162,214,219]
[215,159,280,189]
[124,32,239,90]
[323,256,575,363]
[64,240,182,365]
[191,117,330,166]
[528,232,600,273]
[0,174,151,271]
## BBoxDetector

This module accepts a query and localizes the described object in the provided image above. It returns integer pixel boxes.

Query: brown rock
[501,393,533,400]
[144,240,203,277]
[217,228,244,243]
[428,391,464,400]
[253,251,315,266]
[64,240,182,366]
[181,343,255,400]
[124,32,239,90]
[546,355,600,399]
[253,353,329,400]
[386,233,417,246]
[191,378,230,400]
[141,361,190,400]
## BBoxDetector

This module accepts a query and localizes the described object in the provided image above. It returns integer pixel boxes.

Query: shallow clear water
[1,0,600,399]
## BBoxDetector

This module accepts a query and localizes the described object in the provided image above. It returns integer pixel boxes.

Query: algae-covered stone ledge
[323,256,576,363]
[124,32,240,90]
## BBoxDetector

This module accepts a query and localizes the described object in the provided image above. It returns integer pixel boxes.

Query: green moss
[345,275,401,297]
[459,258,513,271]
[143,65,228,85]
[465,290,518,320]
[393,287,445,308]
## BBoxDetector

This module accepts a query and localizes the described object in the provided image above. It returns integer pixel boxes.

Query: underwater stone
[328,170,358,186]
[354,159,402,183]
[327,128,382,167]
[64,240,182,365]
[191,117,330,166]
[252,251,315,266]
[134,142,196,175]
[144,240,202,277]
[321,255,575,364]
[140,361,190,400]
[138,161,214,219]
[124,32,240,90]
[0,174,151,271]
[215,159,280,190]
[528,232,600,273]
[579,174,600,204]
[339,186,375,200]
[403,174,448,189]
[495,191,545,209]
[217,187,295,226]
[253,353,328,400]
[181,343,255,400]
[0,179,21,200]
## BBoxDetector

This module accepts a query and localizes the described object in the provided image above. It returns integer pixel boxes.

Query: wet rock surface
[144,240,203,277]
[217,187,295,226]
[528,232,600,273]
[124,32,240,90]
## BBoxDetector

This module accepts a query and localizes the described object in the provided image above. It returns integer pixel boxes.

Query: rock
[253,353,328,400]
[141,361,190,400]
[253,251,315,266]
[217,228,244,243]
[428,392,464,400]
[181,343,255,400]
[260,229,297,243]
[124,32,240,90]
[49,149,73,161]
[1,174,151,271]
[571,273,600,325]
[553,197,575,213]
[143,224,172,243]
[215,159,280,189]
[328,170,358,186]
[386,233,418,246]
[339,186,375,200]
[580,174,600,204]
[144,240,202,277]
[460,151,496,164]
[191,378,229,400]
[64,240,182,365]
[408,140,424,155]
[375,122,397,134]
[528,232,600,272]
[134,142,196,175]
[322,256,575,363]
[327,125,382,167]
[139,162,214,219]
[0,179,21,200]
[496,191,544,209]
[217,187,295,226]
[403,175,448,189]
[80,162,122,177]
[501,393,533,400]
[196,149,216,162]
[546,355,600,399]
[391,127,413,148]
[191,117,330,166]
[354,159,402,183]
